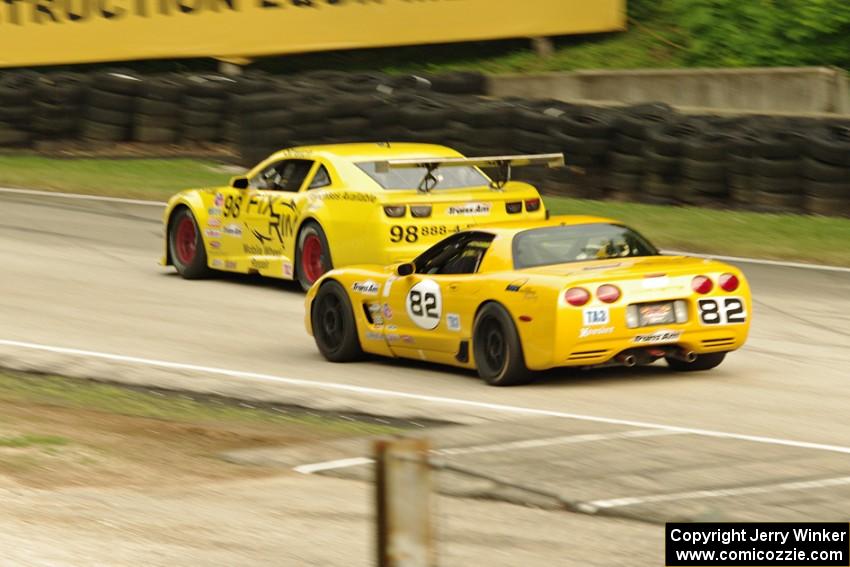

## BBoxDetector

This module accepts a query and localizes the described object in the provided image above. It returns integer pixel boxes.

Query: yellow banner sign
[0,0,625,68]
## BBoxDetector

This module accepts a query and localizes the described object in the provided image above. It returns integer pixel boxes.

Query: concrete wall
[489,67,850,114]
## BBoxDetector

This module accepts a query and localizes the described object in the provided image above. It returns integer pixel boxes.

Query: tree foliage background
[635,0,850,68]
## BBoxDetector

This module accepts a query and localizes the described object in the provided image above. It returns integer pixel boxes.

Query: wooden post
[375,438,434,567]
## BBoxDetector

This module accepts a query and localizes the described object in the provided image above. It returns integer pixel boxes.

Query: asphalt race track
[2,189,850,524]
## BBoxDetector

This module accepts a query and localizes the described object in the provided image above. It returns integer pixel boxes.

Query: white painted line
[580,475,850,512]
[434,428,683,457]
[0,187,166,207]
[293,457,374,475]
[4,338,850,459]
[293,429,684,475]
[663,249,850,274]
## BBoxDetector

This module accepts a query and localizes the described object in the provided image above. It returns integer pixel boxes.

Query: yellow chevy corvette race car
[161,142,559,290]
[305,216,752,386]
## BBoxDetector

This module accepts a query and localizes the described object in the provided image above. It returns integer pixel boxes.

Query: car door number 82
[698,297,747,325]
[409,291,438,319]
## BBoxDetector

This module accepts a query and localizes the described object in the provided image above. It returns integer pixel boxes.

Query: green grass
[2,156,848,266]
[0,434,69,448]
[0,372,400,437]
[0,157,235,202]
[546,196,850,267]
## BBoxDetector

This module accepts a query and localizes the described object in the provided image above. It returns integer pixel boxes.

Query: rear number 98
[698,297,747,325]
[389,225,448,243]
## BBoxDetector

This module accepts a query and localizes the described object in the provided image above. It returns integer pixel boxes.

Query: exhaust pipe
[616,353,637,367]
[668,349,698,363]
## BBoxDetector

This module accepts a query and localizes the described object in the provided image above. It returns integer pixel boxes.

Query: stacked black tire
[33,73,90,141]
[0,73,36,147]
[134,75,186,144]
[802,126,850,217]
[180,75,237,144]
[606,104,672,201]
[82,71,143,142]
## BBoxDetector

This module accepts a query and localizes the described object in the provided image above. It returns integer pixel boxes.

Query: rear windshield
[357,161,489,190]
[513,223,660,269]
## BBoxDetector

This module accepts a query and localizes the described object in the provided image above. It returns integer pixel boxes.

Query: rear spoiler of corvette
[374,153,565,192]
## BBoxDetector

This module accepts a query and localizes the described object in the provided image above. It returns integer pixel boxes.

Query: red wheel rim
[301,234,324,284]
[175,216,197,265]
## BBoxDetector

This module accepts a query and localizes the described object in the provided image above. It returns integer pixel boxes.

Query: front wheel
[666,351,727,371]
[472,303,532,386]
[296,222,333,291]
[311,281,363,362]
[168,208,211,279]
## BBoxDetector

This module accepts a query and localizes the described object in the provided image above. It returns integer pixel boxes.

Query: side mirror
[230,176,249,189]
[395,262,415,277]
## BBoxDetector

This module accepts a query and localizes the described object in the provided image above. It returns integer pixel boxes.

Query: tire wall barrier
[1,69,849,218]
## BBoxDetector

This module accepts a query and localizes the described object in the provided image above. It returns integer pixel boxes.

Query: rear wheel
[472,303,532,386]
[311,281,363,362]
[296,222,333,291]
[666,351,726,371]
[168,208,211,279]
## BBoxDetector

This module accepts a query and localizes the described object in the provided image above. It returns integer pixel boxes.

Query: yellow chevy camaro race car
[305,216,752,386]
[161,143,559,289]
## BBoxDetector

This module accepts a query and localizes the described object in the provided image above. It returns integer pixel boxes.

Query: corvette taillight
[692,275,713,294]
[719,273,740,292]
[565,287,590,306]
[596,284,621,303]
[383,205,406,218]
[525,198,541,212]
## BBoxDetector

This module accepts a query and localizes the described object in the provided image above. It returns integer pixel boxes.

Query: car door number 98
[698,297,747,325]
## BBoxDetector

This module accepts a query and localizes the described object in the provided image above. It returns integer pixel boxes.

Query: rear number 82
[698,297,747,325]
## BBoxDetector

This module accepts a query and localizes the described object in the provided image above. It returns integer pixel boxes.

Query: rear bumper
[537,325,748,370]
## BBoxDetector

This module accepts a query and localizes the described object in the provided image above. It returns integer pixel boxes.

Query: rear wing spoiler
[374,153,565,192]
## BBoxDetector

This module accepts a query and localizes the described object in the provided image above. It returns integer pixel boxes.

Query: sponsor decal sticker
[580,326,614,338]
[386,334,400,342]
[366,331,382,341]
[208,207,222,216]
[447,202,491,216]
[209,241,221,249]
[211,259,223,267]
[582,307,610,326]
[642,275,670,289]
[283,262,293,277]
[446,313,461,332]
[250,258,269,270]
[406,279,442,330]
[204,229,221,238]
[225,261,237,269]
[633,330,682,344]
[403,336,415,344]
[223,223,242,237]
[214,193,224,207]
[352,281,380,295]
[386,325,398,332]
[207,218,221,228]
[382,304,393,320]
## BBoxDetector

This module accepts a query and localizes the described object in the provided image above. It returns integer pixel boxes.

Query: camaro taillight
[383,205,406,218]
[565,287,590,306]
[692,275,713,294]
[719,273,740,292]
[409,205,432,218]
[525,198,541,212]
[596,284,621,303]
[506,201,522,214]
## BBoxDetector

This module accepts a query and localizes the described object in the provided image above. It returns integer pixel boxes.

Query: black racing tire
[610,151,645,174]
[88,89,135,111]
[183,110,221,127]
[296,222,333,292]
[184,96,227,113]
[666,351,727,371]
[80,121,129,141]
[606,172,642,192]
[136,98,181,117]
[472,303,531,386]
[86,106,132,126]
[806,195,850,217]
[801,157,849,182]
[612,133,645,155]
[134,125,179,144]
[181,125,219,142]
[803,179,850,199]
[168,207,212,279]
[0,127,31,146]
[752,158,798,179]
[644,151,679,176]
[311,280,364,362]
[681,159,726,182]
